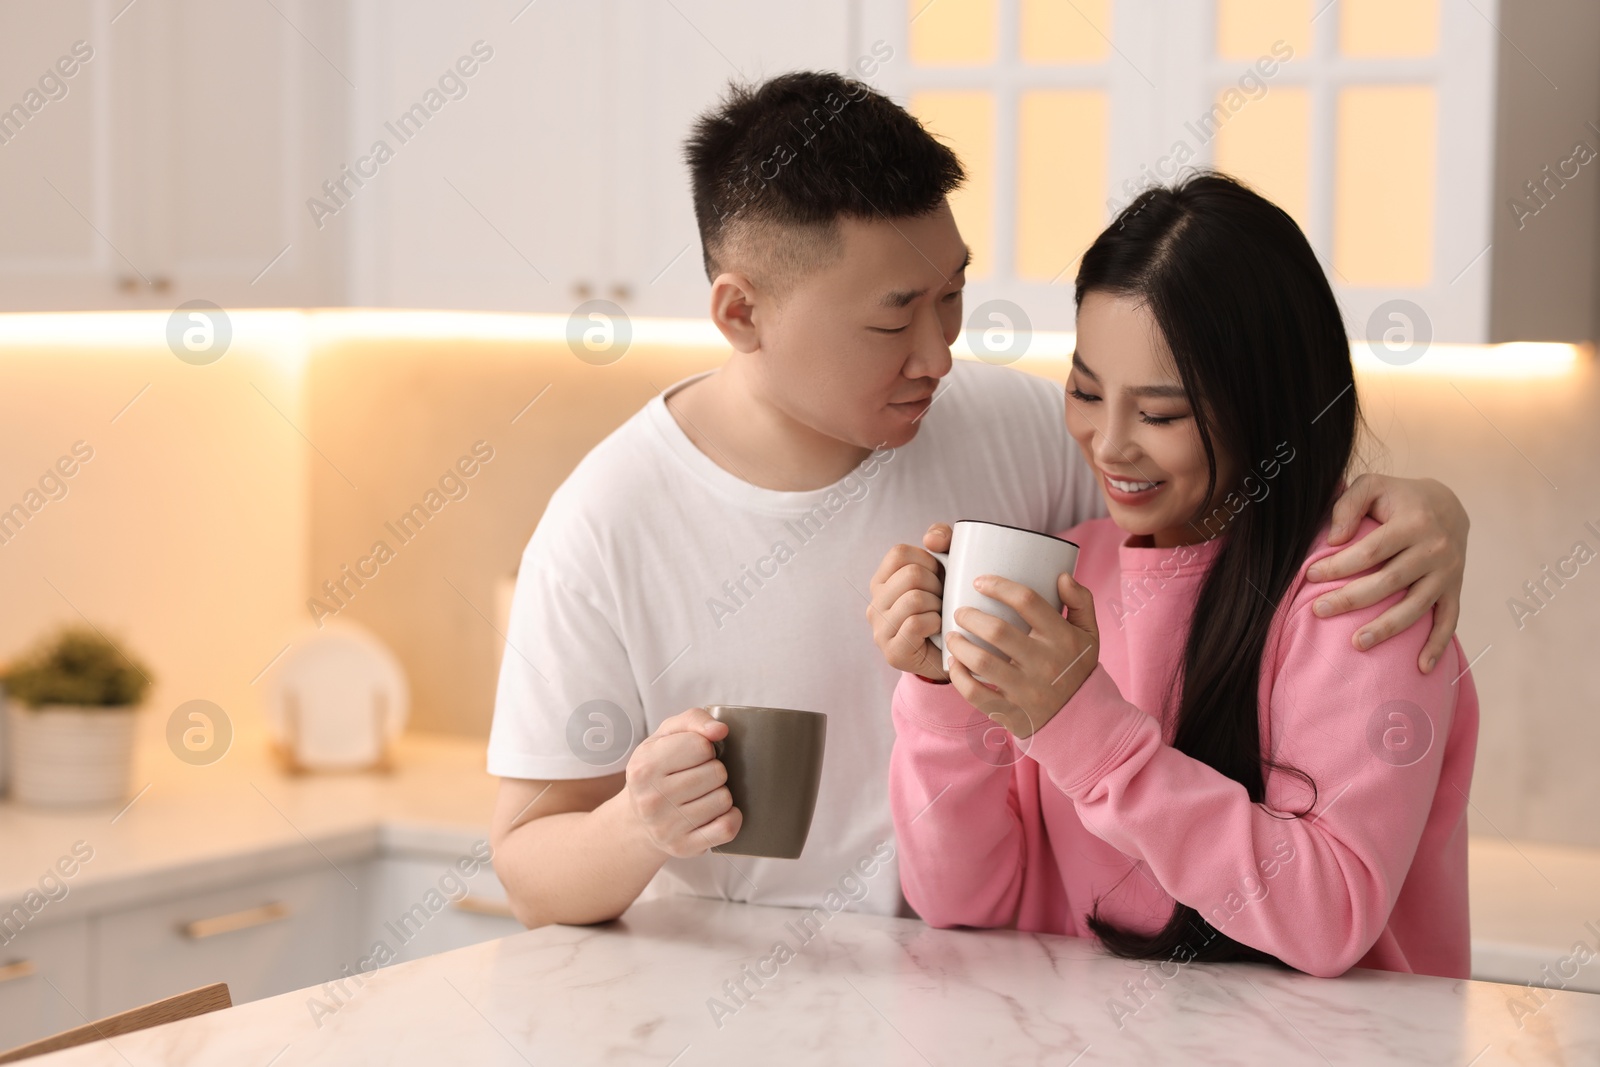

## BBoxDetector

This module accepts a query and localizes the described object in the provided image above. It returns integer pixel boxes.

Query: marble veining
[31,896,1600,1066]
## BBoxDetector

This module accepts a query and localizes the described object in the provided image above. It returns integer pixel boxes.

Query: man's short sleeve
[486,534,646,781]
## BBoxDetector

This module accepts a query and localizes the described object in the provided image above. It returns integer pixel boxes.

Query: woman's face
[1066,291,1235,548]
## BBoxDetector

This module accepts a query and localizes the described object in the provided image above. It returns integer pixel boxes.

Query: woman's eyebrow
[1071,351,1186,399]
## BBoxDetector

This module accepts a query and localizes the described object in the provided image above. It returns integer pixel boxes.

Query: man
[487,71,1469,926]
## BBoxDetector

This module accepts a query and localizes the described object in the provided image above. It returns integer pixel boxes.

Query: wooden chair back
[0,982,231,1063]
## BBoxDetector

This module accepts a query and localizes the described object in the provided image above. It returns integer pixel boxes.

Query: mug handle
[928,550,950,655]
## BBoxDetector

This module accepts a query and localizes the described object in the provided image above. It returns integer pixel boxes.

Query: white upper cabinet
[0,0,348,311]
[347,0,853,318]
[3,0,1592,342]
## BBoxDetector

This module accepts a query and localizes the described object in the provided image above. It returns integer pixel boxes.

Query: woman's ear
[709,272,762,354]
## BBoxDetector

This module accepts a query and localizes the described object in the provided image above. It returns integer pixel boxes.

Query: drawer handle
[0,960,36,984]
[180,901,291,940]
[451,895,516,919]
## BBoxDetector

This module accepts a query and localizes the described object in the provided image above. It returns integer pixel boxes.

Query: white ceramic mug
[929,520,1080,674]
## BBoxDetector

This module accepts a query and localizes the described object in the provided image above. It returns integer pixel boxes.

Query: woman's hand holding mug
[870,519,1098,739]
[867,523,955,683]
[944,570,1099,738]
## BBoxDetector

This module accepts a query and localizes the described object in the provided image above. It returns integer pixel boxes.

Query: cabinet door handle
[451,895,515,919]
[180,901,291,940]
[0,960,36,983]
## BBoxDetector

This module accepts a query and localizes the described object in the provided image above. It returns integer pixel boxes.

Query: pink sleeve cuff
[893,672,991,735]
[1021,664,1157,796]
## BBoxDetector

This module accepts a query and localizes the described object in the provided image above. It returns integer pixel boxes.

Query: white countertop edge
[6,817,491,930]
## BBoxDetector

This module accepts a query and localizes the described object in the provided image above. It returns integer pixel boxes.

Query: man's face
[745,201,968,452]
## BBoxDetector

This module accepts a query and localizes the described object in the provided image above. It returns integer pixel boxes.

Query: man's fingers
[636,728,719,777]
[667,785,735,833]
[660,755,728,801]
[1419,591,1460,673]
[1308,520,1404,583]
[922,522,953,554]
[1313,542,1427,618]
[655,706,718,736]
[698,807,743,850]
[1327,472,1382,546]
[1313,570,1395,618]
[1352,580,1437,652]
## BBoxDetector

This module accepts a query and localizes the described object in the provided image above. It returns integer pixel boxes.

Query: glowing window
[910,91,996,280]
[908,0,997,66]
[1341,0,1439,58]
[1216,0,1312,61]
[1213,86,1312,235]
[1016,90,1108,281]
[1334,85,1437,286]
[1020,0,1111,64]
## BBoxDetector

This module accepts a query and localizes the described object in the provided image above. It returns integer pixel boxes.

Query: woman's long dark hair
[1077,173,1360,965]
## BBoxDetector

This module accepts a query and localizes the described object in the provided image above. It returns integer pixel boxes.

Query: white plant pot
[7,702,139,807]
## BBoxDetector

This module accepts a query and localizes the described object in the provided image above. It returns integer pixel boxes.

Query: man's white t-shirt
[488,358,1103,916]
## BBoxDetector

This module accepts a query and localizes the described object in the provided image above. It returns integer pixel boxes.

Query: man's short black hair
[684,70,964,291]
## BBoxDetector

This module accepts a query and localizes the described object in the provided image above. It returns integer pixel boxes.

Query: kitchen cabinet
[3,1,1593,339]
[0,0,348,311]
[91,863,362,1016]
[349,0,854,318]
[0,844,524,1050]
[361,855,523,967]
[0,918,91,1050]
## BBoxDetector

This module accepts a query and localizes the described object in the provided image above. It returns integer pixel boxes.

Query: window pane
[1016,90,1108,281]
[909,91,995,279]
[1020,0,1110,64]
[1340,0,1439,58]
[1213,86,1311,235]
[1215,0,1312,61]
[1334,85,1436,286]
[908,0,997,67]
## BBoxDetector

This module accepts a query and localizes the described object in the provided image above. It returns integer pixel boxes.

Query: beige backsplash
[303,331,728,739]
[0,314,1594,849]
[304,335,1600,848]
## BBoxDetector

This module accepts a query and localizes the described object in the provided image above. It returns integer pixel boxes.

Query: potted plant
[2,626,152,807]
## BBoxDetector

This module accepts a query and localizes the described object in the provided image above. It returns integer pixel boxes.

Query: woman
[868,173,1478,978]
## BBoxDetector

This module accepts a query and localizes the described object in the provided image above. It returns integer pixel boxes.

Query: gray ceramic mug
[707,705,827,859]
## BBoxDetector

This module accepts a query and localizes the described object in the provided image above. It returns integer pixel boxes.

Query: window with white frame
[861,0,1497,339]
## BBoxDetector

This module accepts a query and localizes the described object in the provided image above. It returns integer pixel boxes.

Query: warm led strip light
[1349,341,1581,379]
[0,311,1582,379]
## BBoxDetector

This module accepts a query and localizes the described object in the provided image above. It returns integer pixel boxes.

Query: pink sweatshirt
[890,516,1479,979]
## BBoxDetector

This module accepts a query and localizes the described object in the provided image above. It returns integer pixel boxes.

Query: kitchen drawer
[93,863,366,1015]
[364,855,523,967]
[0,917,90,1050]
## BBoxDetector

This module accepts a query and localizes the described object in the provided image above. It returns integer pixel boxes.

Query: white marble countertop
[4,727,1599,993]
[31,894,1600,1066]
